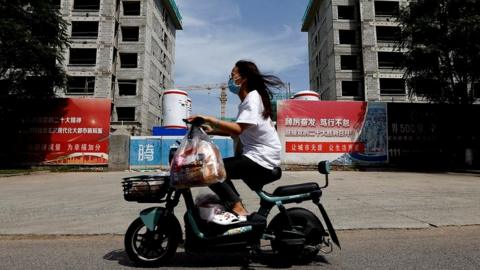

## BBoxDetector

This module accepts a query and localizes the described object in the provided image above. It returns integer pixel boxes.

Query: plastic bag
[170,125,226,189]
[195,193,225,222]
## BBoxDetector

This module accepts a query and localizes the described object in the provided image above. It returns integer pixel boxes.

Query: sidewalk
[0,170,479,234]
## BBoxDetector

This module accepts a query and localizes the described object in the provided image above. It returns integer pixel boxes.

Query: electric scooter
[122,121,340,267]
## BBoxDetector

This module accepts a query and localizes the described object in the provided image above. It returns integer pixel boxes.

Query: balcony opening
[117,107,136,121]
[120,53,138,68]
[118,80,137,95]
[71,21,99,39]
[112,48,117,65]
[73,0,100,11]
[342,81,362,96]
[375,1,399,17]
[121,26,139,42]
[380,78,405,95]
[376,26,401,43]
[66,76,95,94]
[123,1,141,16]
[111,75,116,96]
[69,48,97,66]
[473,83,480,99]
[341,55,359,70]
[339,30,356,44]
[163,33,168,49]
[338,5,355,20]
[378,52,403,69]
[115,21,119,37]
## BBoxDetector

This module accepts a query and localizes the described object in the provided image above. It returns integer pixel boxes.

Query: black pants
[209,155,273,207]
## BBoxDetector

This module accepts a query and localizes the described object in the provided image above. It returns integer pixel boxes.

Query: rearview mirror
[318,161,330,175]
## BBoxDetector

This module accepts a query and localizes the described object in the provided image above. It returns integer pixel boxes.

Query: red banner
[18,98,111,165]
[277,100,369,165]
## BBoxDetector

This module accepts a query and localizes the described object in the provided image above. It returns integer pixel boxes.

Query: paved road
[1,170,479,234]
[1,226,479,270]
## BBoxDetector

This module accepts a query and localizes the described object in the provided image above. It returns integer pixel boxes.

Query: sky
[173,0,311,118]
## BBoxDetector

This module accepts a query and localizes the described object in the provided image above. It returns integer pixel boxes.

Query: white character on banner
[138,144,155,161]
[285,117,293,126]
[301,118,308,127]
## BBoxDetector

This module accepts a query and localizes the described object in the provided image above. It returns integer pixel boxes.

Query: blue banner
[129,136,234,169]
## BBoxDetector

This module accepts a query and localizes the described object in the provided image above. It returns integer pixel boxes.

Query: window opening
[378,52,403,69]
[121,26,139,41]
[339,30,356,44]
[338,5,355,20]
[118,80,137,95]
[71,21,99,39]
[123,1,140,16]
[73,0,100,11]
[375,1,400,17]
[380,78,405,95]
[120,53,137,68]
[341,55,359,70]
[342,81,362,96]
[376,26,401,43]
[69,48,97,66]
[117,107,136,121]
[67,76,95,94]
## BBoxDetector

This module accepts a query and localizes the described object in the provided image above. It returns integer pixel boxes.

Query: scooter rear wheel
[124,216,181,267]
[267,207,325,264]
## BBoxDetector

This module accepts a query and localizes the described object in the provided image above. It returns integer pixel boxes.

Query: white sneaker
[237,215,247,222]
[211,211,243,225]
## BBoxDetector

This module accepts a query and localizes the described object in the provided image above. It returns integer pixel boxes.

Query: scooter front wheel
[124,216,181,267]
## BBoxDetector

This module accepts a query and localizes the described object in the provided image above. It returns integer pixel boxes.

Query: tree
[0,0,69,100]
[398,0,480,104]
[0,1,69,167]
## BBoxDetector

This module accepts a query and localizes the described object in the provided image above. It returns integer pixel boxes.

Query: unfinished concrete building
[302,0,412,102]
[56,0,182,135]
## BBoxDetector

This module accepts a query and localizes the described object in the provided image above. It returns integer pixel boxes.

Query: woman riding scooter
[188,60,284,219]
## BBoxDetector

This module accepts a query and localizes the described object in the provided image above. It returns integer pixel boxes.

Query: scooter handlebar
[183,117,206,127]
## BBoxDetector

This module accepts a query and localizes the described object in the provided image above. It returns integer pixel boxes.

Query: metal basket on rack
[122,174,170,203]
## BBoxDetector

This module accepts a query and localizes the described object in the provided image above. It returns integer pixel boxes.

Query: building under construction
[55,0,182,135]
[302,0,412,102]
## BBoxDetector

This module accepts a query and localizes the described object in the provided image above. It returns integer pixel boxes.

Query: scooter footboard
[139,207,177,232]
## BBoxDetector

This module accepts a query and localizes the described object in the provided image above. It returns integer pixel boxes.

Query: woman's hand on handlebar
[186,115,217,134]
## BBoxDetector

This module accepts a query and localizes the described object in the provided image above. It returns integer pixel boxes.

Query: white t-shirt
[236,90,281,170]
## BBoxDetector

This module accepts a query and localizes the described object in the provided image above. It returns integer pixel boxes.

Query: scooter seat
[266,167,282,182]
[247,167,282,190]
[272,182,320,197]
